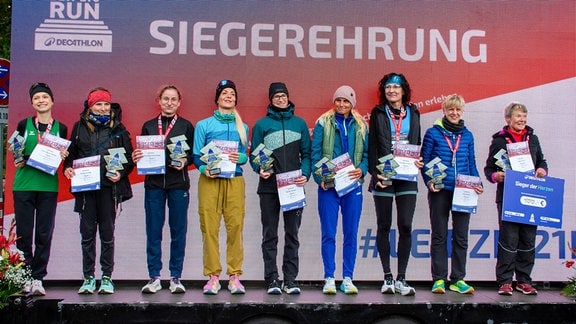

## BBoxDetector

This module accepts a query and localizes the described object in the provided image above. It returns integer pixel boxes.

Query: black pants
[495,202,536,285]
[77,187,116,278]
[428,190,470,282]
[259,193,302,283]
[13,191,58,280]
[373,193,416,277]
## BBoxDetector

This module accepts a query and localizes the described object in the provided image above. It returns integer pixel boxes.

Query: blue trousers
[317,186,362,279]
[145,189,189,278]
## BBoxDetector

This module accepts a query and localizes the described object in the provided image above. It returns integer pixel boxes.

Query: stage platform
[3,281,576,324]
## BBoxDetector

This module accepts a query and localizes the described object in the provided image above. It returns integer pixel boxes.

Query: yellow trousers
[198,174,245,276]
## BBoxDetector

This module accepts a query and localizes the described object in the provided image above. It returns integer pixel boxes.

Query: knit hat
[333,85,356,108]
[87,89,111,107]
[29,82,54,102]
[215,79,237,104]
[268,82,289,101]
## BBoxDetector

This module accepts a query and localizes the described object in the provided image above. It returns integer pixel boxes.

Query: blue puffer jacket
[420,119,480,191]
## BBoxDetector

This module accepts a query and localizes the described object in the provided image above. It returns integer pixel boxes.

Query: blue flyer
[502,170,564,228]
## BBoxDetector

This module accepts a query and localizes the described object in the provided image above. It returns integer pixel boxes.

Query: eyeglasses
[272,94,287,100]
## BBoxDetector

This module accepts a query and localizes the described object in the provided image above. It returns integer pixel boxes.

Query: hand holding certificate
[8,131,26,165]
[390,143,420,182]
[331,153,360,197]
[276,169,306,212]
[200,140,238,178]
[26,133,71,175]
[314,157,336,189]
[425,157,448,190]
[251,143,275,174]
[136,135,166,175]
[71,155,101,192]
[451,174,482,213]
[506,141,535,174]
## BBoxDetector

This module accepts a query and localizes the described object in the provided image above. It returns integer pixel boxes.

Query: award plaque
[314,157,336,189]
[8,131,26,164]
[425,157,448,189]
[104,148,128,178]
[494,148,511,171]
[251,143,275,174]
[206,148,221,176]
[167,135,190,168]
[376,154,399,186]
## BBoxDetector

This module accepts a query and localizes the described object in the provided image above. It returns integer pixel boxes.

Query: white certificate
[331,153,360,197]
[212,140,239,179]
[391,143,420,182]
[276,170,306,212]
[506,141,535,174]
[71,156,101,192]
[26,133,71,175]
[136,135,166,175]
[451,174,481,214]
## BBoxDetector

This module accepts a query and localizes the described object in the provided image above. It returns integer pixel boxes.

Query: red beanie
[87,89,111,107]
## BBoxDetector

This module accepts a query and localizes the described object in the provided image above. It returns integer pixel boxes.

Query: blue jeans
[145,189,189,278]
[317,186,363,279]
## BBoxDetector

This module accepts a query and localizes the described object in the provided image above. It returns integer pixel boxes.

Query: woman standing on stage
[13,82,68,296]
[368,73,423,296]
[420,94,483,295]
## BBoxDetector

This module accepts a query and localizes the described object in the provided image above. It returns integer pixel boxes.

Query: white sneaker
[323,278,337,294]
[22,281,32,294]
[340,277,358,295]
[394,278,416,296]
[169,278,186,294]
[381,278,395,294]
[31,279,46,296]
[141,278,162,294]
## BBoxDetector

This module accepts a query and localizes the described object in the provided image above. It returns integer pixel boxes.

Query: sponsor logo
[34,0,112,53]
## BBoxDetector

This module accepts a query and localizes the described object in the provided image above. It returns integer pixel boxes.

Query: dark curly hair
[378,73,412,106]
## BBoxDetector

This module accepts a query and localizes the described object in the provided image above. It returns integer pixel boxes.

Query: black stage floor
[4,281,576,324]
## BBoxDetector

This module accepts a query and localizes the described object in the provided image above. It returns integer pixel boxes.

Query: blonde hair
[316,107,367,138]
[233,109,247,146]
[442,94,465,110]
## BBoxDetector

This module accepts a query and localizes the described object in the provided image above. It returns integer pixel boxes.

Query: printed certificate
[276,170,306,212]
[451,174,481,214]
[391,143,420,182]
[136,135,166,175]
[212,140,239,178]
[506,141,535,174]
[71,155,101,193]
[332,153,360,197]
[26,133,71,175]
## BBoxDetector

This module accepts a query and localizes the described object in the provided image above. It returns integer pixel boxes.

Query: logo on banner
[34,1,112,53]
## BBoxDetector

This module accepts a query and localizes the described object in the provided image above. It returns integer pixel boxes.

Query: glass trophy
[314,157,336,189]
[167,135,189,168]
[8,131,25,164]
[494,148,511,170]
[425,157,447,189]
[104,148,127,178]
[251,143,274,174]
[376,154,398,186]
[200,141,223,176]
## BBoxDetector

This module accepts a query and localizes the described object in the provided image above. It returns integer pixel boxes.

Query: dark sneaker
[516,283,537,295]
[282,281,301,295]
[267,280,282,295]
[498,283,513,296]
